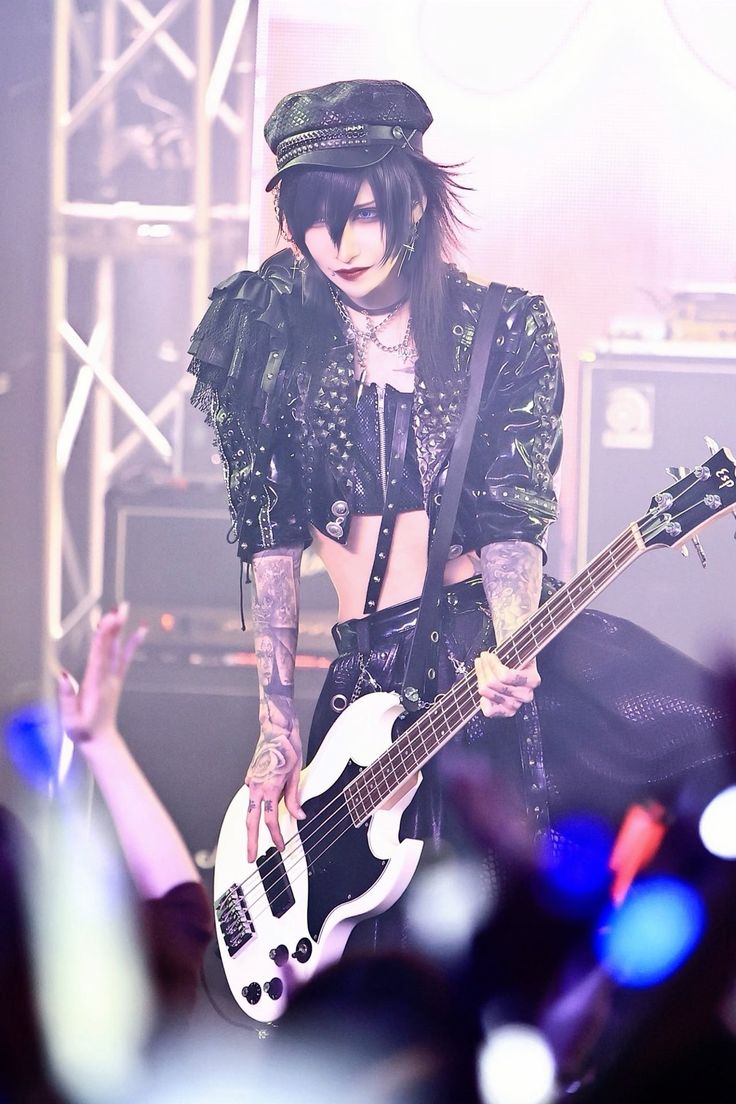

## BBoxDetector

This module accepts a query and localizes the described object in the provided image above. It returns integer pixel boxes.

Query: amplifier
[103,480,337,662]
[103,480,337,853]
[576,340,736,663]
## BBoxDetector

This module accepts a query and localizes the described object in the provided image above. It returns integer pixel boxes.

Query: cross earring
[289,246,309,303]
[397,219,420,276]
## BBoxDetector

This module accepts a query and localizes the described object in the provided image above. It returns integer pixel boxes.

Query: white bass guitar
[214,445,736,1022]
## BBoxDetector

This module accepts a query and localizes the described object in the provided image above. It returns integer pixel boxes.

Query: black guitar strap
[401,282,508,711]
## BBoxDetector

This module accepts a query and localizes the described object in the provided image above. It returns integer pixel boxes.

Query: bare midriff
[310,510,479,622]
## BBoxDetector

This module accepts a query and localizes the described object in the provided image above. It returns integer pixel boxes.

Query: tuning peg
[704,435,720,456]
[666,465,689,481]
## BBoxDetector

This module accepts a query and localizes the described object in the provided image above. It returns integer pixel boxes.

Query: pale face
[303,180,403,307]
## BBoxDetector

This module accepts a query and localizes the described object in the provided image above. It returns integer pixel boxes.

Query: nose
[336,221,359,264]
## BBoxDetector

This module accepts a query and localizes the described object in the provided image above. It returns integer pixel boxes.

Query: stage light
[405,855,493,960]
[698,785,736,860]
[3,701,61,792]
[137,223,172,238]
[596,877,705,988]
[477,1023,556,1104]
[539,813,613,914]
[160,612,176,632]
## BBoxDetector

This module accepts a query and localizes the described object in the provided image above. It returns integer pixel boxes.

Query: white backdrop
[248,0,736,591]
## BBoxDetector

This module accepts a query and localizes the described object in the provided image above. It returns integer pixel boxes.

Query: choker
[336,290,409,316]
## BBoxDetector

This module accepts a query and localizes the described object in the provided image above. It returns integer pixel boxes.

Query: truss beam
[43,0,258,676]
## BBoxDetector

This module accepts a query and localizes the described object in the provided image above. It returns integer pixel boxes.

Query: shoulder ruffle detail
[187,249,295,420]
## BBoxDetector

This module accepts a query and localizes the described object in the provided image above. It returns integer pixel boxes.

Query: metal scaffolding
[43,0,259,681]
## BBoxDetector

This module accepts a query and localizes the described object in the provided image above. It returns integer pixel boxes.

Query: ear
[411,194,428,223]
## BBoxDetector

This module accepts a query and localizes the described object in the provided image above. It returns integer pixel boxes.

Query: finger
[478,652,537,699]
[284,766,305,820]
[479,698,518,718]
[83,609,122,695]
[262,794,285,853]
[245,792,262,864]
[110,602,130,672]
[56,670,79,727]
[476,674,533,708]
[478,681,533,706]
[512,659,541,689]
[479,691,519,718]
[119,624,148,679]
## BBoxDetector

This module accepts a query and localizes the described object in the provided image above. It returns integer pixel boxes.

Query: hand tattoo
[247,740,290,783]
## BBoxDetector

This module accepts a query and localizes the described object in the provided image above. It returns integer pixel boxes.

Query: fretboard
[344,523,645,825]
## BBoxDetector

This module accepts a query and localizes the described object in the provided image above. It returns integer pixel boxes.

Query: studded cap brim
[265,142,397,192]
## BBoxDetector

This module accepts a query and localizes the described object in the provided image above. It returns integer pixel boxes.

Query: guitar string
[224,520,651,923]
[225,676,487,931]
[223,519,655,922]
[223,495,706,924]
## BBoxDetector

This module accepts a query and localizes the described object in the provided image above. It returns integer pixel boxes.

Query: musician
[188,80,729,931]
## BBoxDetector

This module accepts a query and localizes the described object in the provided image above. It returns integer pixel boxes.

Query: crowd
[1,604,735,1102]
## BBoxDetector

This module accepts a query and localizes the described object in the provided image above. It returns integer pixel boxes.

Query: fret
[345,788,364,827]
[338,525,655,827]
[346,527,646,823]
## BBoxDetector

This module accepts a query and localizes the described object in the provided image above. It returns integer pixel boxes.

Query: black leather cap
[264,79,433,191]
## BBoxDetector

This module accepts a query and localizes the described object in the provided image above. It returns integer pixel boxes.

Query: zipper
[376,384,388,503]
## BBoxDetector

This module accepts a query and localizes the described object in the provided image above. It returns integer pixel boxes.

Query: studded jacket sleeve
[467,289,563,558]
[187,253,311,563]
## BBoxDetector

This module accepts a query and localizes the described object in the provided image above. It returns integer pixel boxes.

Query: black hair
[275,147,471,390]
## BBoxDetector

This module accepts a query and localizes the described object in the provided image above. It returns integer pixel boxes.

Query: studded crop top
[347,383,424,516]
[188,250,564,566]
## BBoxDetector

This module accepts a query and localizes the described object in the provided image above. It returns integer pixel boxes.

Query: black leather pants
[306,576,734,952]
[309,574,733,841]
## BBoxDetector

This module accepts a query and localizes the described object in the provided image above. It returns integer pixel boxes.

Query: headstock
[637,446,736,551]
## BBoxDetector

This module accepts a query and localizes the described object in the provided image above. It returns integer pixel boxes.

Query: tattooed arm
[245,545,305,862]
[475,540,542,718]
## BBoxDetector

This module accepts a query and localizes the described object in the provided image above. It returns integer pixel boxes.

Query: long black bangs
[278,158,413,265]
[276,150,472,390]
[276,168,361,255]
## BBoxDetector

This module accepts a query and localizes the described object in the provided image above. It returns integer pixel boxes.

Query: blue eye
[353,207,379,221]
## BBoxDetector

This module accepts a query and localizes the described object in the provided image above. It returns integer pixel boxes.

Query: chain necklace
[330,287,415,375]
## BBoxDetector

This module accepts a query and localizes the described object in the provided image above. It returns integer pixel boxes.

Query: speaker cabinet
[577,341,736,663]
[118,664,328,857]
[103,480,338,854]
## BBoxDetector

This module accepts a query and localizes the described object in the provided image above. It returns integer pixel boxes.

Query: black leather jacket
[188,250,563,564]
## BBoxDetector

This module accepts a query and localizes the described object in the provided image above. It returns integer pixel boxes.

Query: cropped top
[188,249,564,566]
[348,383,424,515]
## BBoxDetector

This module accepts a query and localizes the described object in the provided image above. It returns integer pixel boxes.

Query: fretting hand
[475,650,540,718]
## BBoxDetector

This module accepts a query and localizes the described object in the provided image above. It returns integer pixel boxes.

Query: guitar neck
[345,523,646,824]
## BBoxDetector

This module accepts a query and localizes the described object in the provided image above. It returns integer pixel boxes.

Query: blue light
[540,814,614,915]
[597,877,705,987]
[3,701,62,792]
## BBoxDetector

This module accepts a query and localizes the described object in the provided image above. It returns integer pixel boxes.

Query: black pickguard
[301,760,388,943]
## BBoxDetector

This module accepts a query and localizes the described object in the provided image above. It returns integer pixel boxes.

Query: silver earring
[290,247,309,304]
[397,219,420,276]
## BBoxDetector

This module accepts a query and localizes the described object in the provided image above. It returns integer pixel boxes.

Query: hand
[245,699,305,864]
[475,651,540,718]
[58,603,147,744]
